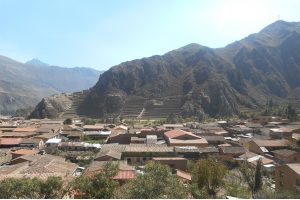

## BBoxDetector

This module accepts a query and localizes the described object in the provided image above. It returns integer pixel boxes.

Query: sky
[0,0,300,70]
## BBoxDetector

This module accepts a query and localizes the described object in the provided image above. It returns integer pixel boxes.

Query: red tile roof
[164,129,201,139]
[176,169,192,181]
[14,127,37,132]
[13,149,38,155]
[113,170,136,180]
[0,138,22,145]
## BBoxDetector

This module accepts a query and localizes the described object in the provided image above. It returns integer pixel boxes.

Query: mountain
[30,20,300,119]
[0,56,101,115]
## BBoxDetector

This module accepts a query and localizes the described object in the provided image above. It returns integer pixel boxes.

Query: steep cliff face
[31,20,300,119]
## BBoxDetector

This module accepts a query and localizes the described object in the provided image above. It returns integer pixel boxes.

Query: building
[275,163,300,192]
[248,139,288,155]
[0,138,22,148]
[219,146,247,160]
[0,154,78,181]
[11,149,38,160]
[94,150,122,161]
[152,157,188,171]
[272,149,300,164]
[270,128,294,139]
[164,129,208,147]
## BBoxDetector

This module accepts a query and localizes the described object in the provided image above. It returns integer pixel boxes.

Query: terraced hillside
[142,96,183,119]
[29,91,89,119]
[59,91,89,119]
[120,96,147,119]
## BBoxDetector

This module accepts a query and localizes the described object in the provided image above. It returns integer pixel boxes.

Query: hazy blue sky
[1,0,300,70]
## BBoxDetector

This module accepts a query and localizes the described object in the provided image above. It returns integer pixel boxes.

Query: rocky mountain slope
[0,56,101,114]
[30,20,300,119]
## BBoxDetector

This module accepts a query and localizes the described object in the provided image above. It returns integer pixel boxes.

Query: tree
[286,103,297,121]
[70,161,119,198]
[0,176,64,199]
[114,161,188,198]
[191,157,227,198]
[240,159,263,198]
[41,177,64,198]
[254,159,263,193]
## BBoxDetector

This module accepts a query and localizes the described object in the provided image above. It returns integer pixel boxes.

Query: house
[272,149,300,164]
[270,128,294,139]
[83,125,104,131]
[84,160,135,184]
[275,163,300,192]
[164,129,208,147]
[248,139,289,155]
[0,138,22,148]
[175,146,201,159]
[84,129,111,139]
[11,149,38,160]
[152,157,188,171]
[238,151,274,169]
[94,150,122,161]
[107,130,132,144]
[10,154,38,165]
[123,144,175,164]
[84,160,133,176]
[219,146,247,160]
[138,128,164,138]
[0,154,78,181]
[202,135,225,145]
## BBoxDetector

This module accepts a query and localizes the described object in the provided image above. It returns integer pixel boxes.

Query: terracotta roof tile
[13,149,38,155]
[113,170,136,180]
[0,138,22,145]
[14,127,37,132]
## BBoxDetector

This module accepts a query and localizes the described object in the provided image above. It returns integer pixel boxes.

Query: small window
[127,158,131,163]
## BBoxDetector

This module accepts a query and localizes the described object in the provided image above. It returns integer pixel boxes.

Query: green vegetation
[191,157,227,198]
[70,162,119,199]
[82,135,105,144]
[0,176,64,199]
[114,161,188,198]
[240,159,263,198]
[263,99,298,121]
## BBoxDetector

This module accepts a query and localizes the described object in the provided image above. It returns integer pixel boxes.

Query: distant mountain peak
[25,58,49,67]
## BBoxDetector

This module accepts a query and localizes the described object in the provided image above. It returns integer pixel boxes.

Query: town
[0,113,299,198]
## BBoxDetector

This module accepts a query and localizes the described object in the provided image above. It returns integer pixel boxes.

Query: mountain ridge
[0,56,102,115]
[30,20,300,119]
